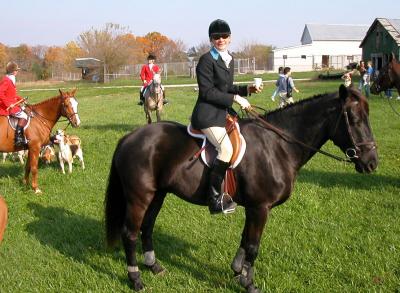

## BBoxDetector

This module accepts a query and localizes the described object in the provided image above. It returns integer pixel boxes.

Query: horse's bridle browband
[247,100,376,163]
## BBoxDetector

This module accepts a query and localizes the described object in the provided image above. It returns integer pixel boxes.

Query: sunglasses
[211,34,230,40]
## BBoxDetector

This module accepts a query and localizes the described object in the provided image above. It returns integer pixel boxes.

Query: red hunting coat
[0,76,23,116]
[140,64,160,86]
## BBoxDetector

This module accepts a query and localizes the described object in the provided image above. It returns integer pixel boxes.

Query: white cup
[254,78,262,89]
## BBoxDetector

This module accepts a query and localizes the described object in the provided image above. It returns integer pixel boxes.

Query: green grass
[0,77,399,292]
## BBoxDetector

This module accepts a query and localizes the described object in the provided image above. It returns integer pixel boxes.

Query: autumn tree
[0,43,8,70]
[137,32,172,62]
[64,41,84,71]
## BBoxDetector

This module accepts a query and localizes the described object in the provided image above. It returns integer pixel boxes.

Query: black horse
[105,85,378,292]
[371,52,400,95]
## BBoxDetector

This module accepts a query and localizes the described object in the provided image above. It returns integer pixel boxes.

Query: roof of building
[75,58,102,68]
[360,18,400,47]
[301,24,369,44]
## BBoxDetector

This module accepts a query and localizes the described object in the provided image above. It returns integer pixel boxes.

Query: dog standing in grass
[2,150,27,164]
[0,196,7,243]
[54,130,85,174]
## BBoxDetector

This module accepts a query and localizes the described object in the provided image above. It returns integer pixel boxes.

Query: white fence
[269,54,362,72]
[104,58,262,82]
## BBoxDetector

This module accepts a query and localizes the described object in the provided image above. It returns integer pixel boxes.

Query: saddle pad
[187,123,246,169]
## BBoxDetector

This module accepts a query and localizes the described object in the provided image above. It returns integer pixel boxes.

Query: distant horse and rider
[143,70,165,123]
[138,54,167,124]
[0,88,81,193]
[105,85,378,292]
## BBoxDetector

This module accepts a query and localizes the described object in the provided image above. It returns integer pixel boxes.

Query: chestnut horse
[143,72,164,124]
[371,52,400,95]
[0,89,80,193]
[105,85,378,293]
[0,196,7,243]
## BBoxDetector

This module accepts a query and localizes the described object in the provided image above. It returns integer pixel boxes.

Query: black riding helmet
[147,54,156,61]
[208,19,231,38]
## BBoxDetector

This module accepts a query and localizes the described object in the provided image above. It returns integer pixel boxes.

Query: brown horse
[0,196,7,243]
[371,52,400,95]
[105,85,378,292]
[0,89,80,193]
[143,72,164,123]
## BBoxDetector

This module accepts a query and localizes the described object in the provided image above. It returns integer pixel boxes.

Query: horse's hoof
[128,272,144,291]
[34,189,42,194]
[147,261,166,275]
[247,284,262,293]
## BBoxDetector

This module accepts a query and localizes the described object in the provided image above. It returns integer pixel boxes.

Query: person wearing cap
[191,19,262,215]
[0,62,28,147]
[137,54,168,106]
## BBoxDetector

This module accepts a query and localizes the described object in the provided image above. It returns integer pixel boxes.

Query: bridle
[247,99,376,163]
[26,96,78,131]
[336,103,377,160]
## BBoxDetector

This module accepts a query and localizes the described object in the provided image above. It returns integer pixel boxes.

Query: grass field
[0,74,399,292]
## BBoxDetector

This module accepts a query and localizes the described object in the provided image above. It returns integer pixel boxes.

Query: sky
[1,0,399,51]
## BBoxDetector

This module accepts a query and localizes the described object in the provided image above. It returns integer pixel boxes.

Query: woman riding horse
[191,19,262,214]
[0,62,28,147]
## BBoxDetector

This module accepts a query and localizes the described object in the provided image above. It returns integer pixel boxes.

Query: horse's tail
[104,140,126,248]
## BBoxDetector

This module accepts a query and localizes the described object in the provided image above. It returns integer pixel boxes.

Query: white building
[271,24,369,72]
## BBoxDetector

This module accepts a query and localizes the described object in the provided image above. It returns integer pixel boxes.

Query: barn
[271,24,369,72]
[359,18,400,70]
[75,58,104,82]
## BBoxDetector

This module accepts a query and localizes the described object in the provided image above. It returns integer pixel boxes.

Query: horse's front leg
[232,205,269,293]
[156,109,161,122]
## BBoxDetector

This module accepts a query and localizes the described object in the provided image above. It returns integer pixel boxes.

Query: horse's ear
[71,88,77,96]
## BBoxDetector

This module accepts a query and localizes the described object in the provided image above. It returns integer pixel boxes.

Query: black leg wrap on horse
[238,261,254,289]
[128,271,144,291]
[231,247,246,274]
[208,159,237,214]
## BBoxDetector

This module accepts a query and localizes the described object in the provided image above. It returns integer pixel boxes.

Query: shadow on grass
[298,169,400,190]
[0,163,24,179]
[25,202,231,290]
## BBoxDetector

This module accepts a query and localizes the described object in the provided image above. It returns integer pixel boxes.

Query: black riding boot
[138,90,144,105]
[14,125,27,147]
[208,159,237,214]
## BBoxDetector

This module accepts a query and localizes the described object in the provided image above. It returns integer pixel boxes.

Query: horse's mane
[265,92,338,117]
[30,96,60,108]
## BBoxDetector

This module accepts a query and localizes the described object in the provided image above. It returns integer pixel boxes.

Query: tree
[137,32,171,62]
[235,42,273,70]
[77,23,132,73]
[0,43,9,70]
[64,41,84,71]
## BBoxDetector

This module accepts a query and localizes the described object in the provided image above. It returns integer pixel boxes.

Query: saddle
[187,115,247,197]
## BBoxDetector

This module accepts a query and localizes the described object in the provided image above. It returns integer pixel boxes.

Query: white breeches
[201,126,233,163]
[13,110,28,120]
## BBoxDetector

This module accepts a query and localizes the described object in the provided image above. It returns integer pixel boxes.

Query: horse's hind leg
[141,191,167,275]
[122,196,153,291]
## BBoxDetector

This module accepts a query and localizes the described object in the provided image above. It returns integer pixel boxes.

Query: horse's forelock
[347,88,369,115]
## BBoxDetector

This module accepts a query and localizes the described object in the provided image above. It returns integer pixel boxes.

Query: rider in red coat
[0,62,28,147]
[138,54,168,105]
